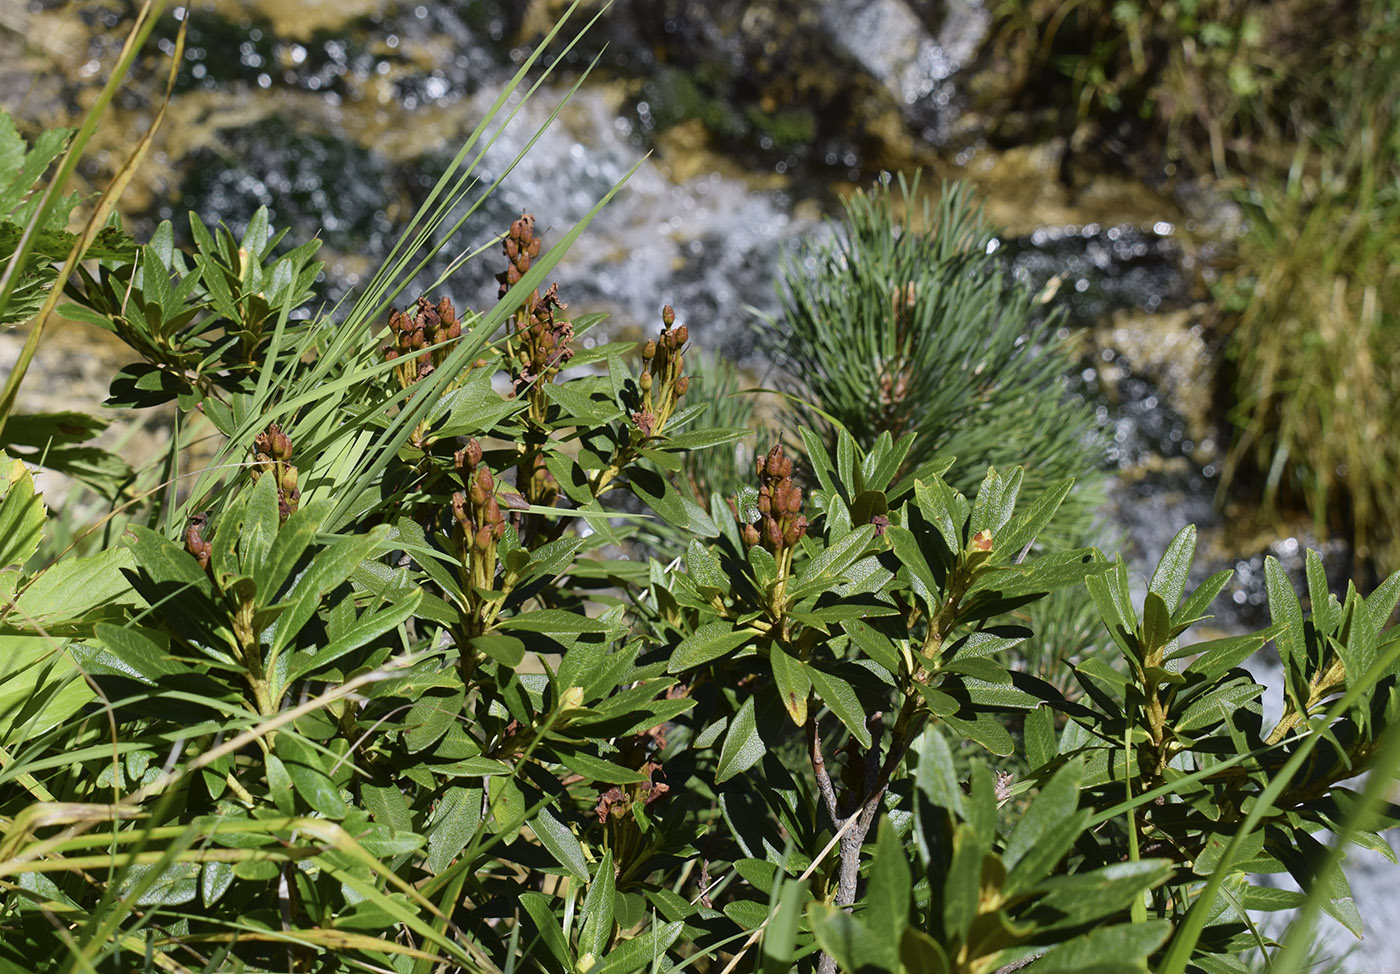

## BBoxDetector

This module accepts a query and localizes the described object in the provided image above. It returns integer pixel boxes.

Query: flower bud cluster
[496,215,575,397]
[452,439,506,556]
[632,304,690,438]
[383,295,462,390]
[497,213,542,299]
[250,422,301,521]
[513,282,575,395]
[741,444,808,554]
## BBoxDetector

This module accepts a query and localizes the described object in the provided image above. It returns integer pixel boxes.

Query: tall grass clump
[5,5,1400,974]
[1216,0,1400,575]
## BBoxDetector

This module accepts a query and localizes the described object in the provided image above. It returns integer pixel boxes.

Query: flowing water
[2,0,1392,966]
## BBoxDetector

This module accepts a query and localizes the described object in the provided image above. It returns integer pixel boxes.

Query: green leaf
[995,477,1073,563]
[1148,524,1196,611]
[498,609,614,635]
[868,819,911,947]
[590,920,683,974]
[519,891,572,972]
[1032,920,1172,974]
[770,643,812,726]
[942,711,1014,756]
[716,696,764,783]
[761,877,809,974]
[900,928,951,974]
[404,685,465,754]
[1004,761,1087,895]
[668,622,756,672]
[629,466,718,536]
[685,538,728,593]
[0,635,91,738]
[0,456,44,574]
[286,589,421,684]
[533,807,589,882]
[808,901,894,973]
[662,426,752,451]
[792,524,878,593]
[579,850,616,961]
[275,733,348,819]
[1023,705,1056,770]
[471,634,526,668]
[12,545,140,630]
[425,786,484,875]
[551,747,648,785]
[201,860,235,908]
[808,665,873,747]
[272,525,388,657]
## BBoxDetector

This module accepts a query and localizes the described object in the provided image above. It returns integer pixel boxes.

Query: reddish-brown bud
[757,488,772,514]
[473,525,495,552]
[464,439,483,469]
[475,466,494,495]
[784,515,808,547]
[675,376,690,395]
[451,491,469,525]
[661,305,675,327]
[764,517,783,550]
[971,529,993,552]
[642,339,656,360]
[785,486,803,514]
[674,324,688,345]
[742,523,761,547]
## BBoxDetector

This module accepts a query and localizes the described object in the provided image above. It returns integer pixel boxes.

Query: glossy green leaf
[1148,524,1196,611]
[668,622,756,672]
[579,850,616,960]
[770,643,811,726]
[590,920,684,974]
[868,819,911,946]
[807,665,872,747]
[533,807,589,882]
[716,696,764,783]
